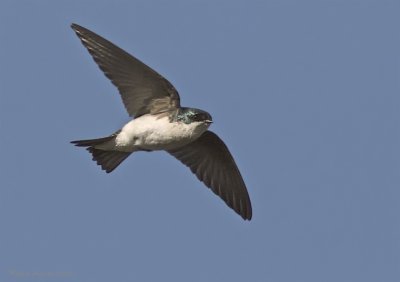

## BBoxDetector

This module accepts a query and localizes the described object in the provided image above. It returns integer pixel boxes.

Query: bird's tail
[71,135,131,173]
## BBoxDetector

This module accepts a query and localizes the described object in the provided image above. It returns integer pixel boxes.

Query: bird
[70,23,252,220]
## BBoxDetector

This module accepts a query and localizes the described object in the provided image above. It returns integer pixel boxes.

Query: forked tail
[71,135,131,173]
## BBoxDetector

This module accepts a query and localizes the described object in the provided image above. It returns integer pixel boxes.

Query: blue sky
[1,1,399,281]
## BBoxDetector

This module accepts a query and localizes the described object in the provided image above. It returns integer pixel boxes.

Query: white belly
[115,114,210,152]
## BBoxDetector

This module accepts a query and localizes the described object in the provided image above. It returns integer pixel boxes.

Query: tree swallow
[70,24,252,220]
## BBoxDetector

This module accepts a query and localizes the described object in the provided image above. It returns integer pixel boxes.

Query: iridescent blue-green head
[176,107,213,125]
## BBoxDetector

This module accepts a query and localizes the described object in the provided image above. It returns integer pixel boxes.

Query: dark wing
[168,131,252,220]
[71,23,180,117]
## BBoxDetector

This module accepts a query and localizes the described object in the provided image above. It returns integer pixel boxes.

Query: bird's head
[177,108,213,125]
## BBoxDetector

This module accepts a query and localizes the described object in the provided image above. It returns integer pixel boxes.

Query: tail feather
[71,135,116,147]
[71,135,131,173]
[87,147,131,173]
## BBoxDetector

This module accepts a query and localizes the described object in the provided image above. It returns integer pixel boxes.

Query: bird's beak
[205,120,213,124]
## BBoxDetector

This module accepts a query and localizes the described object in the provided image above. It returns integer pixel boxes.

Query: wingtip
[238,201,252,221]
[242,211,252,221]
[246,205,253,221]
[71,23,85,34]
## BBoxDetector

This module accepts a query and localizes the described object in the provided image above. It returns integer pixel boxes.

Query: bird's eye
[195,114,203,121]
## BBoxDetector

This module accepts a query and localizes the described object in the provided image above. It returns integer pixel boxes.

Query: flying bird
[70,23,252,220]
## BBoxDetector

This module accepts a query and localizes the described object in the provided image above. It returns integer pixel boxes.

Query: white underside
[96,114,210,152]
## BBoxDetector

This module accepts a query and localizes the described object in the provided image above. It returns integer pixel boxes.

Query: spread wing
[71,23,180,117]
[168,131,252,220]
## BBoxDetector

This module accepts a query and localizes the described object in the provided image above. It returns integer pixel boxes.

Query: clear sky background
[1,1,399,281]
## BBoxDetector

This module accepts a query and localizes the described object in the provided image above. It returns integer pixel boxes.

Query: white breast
[115,114,209,152]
